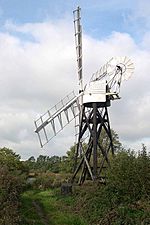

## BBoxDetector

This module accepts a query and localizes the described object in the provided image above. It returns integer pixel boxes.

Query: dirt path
[32,200,50,225]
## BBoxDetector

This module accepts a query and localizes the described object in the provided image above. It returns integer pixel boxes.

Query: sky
[0,0,150,159]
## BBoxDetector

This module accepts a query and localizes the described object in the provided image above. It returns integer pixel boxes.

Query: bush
[33,172,72,190]
[34,171,56,189]
[0,148,26,225]
[107,149,150,204]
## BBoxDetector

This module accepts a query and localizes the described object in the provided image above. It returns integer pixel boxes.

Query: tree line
[25,129,122,173]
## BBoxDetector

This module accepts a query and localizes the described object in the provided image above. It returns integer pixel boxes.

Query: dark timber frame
[72,101,114,185]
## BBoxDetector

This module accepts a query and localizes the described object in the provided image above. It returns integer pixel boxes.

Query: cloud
[0,20,78,159]
[0,17,150,159]
[132,0,150,26]
[124,0,150,38]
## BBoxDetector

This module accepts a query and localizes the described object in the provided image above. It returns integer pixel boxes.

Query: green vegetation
[72,147,150,224]
[0,147,27,225]
[20,189,87,225]
[0,134,150,225]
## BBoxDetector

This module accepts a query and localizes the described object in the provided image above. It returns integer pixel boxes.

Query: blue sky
[0,0,150,159]
[0,0,147,41]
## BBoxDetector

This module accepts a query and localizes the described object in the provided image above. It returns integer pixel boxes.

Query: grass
[20,185,150,225]
[20,190,45,225]
[20,189,87,225]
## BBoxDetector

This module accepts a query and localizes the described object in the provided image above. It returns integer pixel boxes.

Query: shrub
[107,149,150,204]
[0,148,26,225]
[34,171,56,189]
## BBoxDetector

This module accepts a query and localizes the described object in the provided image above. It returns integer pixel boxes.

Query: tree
[136,144,150,198]
[24,156,36,171]
[106,146,150,204]
[48,155,61,173]
[36,155,48,172]
[98,128,122,153]
[28,156,36,162]
[0,147,26,225]
[0,147,24,171]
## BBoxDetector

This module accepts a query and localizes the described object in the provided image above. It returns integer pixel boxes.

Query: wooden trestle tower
[72,102,114,184]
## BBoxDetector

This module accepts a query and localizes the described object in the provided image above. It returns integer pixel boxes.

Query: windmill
[34,7,134,185]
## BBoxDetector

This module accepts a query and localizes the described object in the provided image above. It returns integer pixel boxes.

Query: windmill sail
[35,91,80,147]
[89,56,134,99]
[73,6,83,92]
